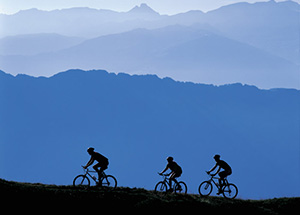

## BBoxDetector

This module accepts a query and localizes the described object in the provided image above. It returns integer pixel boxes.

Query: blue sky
[0,0,298,14]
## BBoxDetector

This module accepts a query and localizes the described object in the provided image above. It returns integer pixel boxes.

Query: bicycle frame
[83,167,106,182]
[160,174,176,189]
[207,174,228,189]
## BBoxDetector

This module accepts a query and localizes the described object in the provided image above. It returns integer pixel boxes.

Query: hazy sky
[0,0,298,15]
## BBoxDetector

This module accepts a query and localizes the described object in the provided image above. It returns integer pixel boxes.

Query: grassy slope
[1,178,299,213]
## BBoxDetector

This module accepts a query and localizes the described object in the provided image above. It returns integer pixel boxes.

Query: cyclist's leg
[218,171,226,187]
[170,171,181,187]
[169,173,173,187]
[99,163,108,177]
[217,171,227,194]
[93,163,102,180]
[97,161,109,182]
[218,171,231,194]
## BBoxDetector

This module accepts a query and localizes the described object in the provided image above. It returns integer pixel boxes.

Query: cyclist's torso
[217,160,231,172]
[167,161,182,173]
[92,152,108,164]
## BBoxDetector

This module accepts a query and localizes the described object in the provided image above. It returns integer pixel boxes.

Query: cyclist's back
[92,151,108,164]
[216,159,231,173]
[167,160,182,174]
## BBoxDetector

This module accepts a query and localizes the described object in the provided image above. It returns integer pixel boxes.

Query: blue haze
[0,1,299,89]
[0,69,299,199]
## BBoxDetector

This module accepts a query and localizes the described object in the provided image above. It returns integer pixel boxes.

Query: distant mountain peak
[128,3,159,15]
[15,8,44,15]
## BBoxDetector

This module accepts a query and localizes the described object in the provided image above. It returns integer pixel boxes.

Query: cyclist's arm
[83,157,94,168]
[159,165,169,174]
[207,164,218,174]
[214,166,221,175]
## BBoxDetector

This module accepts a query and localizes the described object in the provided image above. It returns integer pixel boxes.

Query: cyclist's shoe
[96,180,102,187]
[216,189,223,195]
[167,188,173,193]
[176,184,182,191]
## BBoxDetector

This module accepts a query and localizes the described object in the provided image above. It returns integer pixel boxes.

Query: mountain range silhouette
[0,69,299,199]
[0,1,299,89]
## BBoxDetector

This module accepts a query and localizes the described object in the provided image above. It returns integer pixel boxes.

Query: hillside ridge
[1,178,299,213]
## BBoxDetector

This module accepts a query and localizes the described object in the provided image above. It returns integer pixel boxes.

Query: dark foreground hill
[1,178,299,214]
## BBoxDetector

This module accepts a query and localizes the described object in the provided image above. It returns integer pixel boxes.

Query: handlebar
[82,166,93,172]
[158,172,169,177]
[82,166,89,172]
[81,165,98,173]
[206,171,220,179]
[206,171,211,175]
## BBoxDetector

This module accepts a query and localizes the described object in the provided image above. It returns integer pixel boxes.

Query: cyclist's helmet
[214,154,221,160]
[87,147,95,153]
[167,156,174,162]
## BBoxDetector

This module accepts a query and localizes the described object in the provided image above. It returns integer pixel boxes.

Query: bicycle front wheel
[154,181,167,192]
[101,175,117,188]
[73,175,90,188]
[222,183,238,199]
[174,181,187,194]
[198,181,213,196]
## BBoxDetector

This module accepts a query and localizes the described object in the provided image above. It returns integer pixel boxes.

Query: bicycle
[73,166,117,189]
[198,171,238,199]
[154,173,187,194]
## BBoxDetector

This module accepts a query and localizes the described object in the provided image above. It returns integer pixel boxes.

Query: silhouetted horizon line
[1,68,299,91]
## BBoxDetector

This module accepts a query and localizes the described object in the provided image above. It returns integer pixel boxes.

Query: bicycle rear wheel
[154,181,167,192]
[222,183,238,199]
[198,181,213,196]
[174,181,187,194]
[73,175,90,187]
[101,175,117,188]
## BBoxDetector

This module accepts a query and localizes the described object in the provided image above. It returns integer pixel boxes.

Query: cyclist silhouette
[83,147,109,182]
[207,154,232,195]
[159,156,182,191]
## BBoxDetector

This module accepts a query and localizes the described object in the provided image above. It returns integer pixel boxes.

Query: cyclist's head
[167,156,174,162]
[214,154,221,161]
[87,147,95,154]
